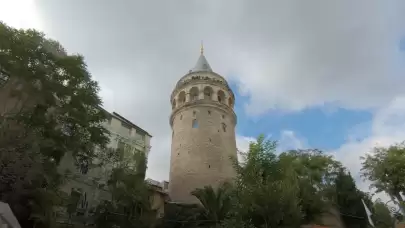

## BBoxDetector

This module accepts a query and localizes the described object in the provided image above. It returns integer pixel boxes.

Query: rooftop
[98,106,152,137]
[112,112,152,137]
[190,43,212,73]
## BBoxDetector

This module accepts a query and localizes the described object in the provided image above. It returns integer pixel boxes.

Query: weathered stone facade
[169,51,238,204]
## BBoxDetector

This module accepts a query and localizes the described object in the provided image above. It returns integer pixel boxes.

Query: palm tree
[191,184,232,227]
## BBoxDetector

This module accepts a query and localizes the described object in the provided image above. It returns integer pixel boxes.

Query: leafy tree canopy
[372,200,393,228]
[0,21,109,228]
[232,136,307,227]
[333,168,371,228]
[0,21,110,165]
[94,150,155,228]
[361,142,405,205]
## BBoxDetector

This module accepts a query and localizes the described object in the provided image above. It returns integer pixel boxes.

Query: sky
[1,0,405,203]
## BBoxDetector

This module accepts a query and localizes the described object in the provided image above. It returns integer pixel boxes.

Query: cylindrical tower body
[169,53,237,204]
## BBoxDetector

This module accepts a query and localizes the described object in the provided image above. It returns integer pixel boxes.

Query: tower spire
[200,41,204,55]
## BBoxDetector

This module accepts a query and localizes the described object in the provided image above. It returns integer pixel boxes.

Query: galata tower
[169,45,237,204]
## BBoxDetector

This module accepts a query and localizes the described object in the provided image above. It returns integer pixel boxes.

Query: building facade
[169,47,238,204]
[56,111,153,225]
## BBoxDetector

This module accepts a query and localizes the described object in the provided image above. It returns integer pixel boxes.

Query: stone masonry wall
[169,74,237,204]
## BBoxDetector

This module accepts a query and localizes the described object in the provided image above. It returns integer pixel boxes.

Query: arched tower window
[222,123,227,132]
[204,86,213,100]
[172,99,176,109]
[217,90,225,103]
[178,91,186,104]
[190,87,199,101]
[228,97,233,108]
[192,119,198,128]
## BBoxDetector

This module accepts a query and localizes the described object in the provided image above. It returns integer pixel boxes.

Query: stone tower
[169,46,237,204]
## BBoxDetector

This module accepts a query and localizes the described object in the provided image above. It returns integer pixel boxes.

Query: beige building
[169,47,238,204]
[56,110,153,225]
[146,179,170,218]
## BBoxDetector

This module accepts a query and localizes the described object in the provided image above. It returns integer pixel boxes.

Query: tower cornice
[176,71,228,88]
[169,100,237,127]
[170,78,234,103]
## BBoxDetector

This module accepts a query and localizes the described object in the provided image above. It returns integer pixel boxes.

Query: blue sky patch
[228,81,373,151]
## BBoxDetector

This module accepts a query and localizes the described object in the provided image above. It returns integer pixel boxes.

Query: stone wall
[169,71,237,204]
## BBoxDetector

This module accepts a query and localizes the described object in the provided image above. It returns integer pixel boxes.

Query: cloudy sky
[2,0,405,201]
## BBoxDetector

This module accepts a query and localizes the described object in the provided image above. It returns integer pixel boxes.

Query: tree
[231,135,303,228]
[0,116,70,228]
[191,184,232,227]
[0,21,109,227]
[94,150,156,228]
[278,149,342,224]
[372,201,393,228]
[155,203,204,228]
[333,168,370,228]
[361,142,405,207]
[0,21,109,164]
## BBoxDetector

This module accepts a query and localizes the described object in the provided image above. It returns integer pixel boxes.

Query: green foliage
[231,135,303,228]
[0,21,109,228]
[66,189,81,218]
[191,184,233,227]
[0,117,68,228]
[170,134,349,228]
[94,151,155,228]
[333,168,370,228]
[29,173,68,228]
[155,203,204,228]
[278,149,342,223]
[361,142,405,205]
[0,21,109,164]
[372,201,393,228]
[216,218,255,228]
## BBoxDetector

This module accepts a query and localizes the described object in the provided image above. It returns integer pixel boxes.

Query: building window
[204,86,213,100]
[117,141,133,158]
[217,90,225,103]
[79,161,89,175]
[190,87,199,101]
[0,69,10,87]
[136,133,145,141]
[172,99,176,109]
[222,115,225,119]
[208,110,211,115]
[208,165,211,168]
[193,111,196,117]
[117,140,126,151]
[192,119,198,128]
[178,91,186,103]
[222,123,227,132]
[121,122,131,134]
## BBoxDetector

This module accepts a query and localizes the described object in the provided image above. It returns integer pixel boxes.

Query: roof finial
[200,41,204,55]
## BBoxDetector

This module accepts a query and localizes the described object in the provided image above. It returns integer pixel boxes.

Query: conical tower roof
[191,43,212,72]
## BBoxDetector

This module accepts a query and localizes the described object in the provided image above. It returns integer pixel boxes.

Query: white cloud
[0,0,43,30]
[278,130,307,152]
[331,95,405,203]
[235,135,256,163]
[236,135,255,153]
[1,1,405,203]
